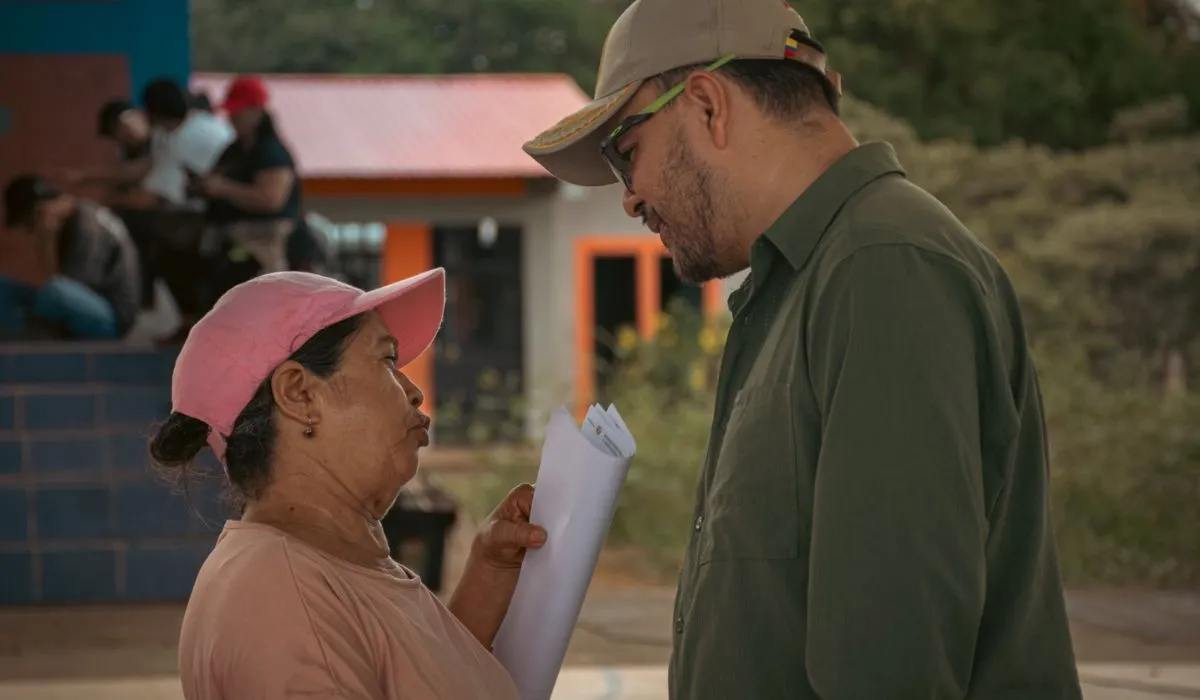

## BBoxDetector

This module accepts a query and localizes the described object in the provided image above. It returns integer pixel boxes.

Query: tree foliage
[191,0,612,95]
[192,0,1199,148]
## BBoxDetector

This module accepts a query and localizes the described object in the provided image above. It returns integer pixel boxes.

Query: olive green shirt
[668,143,1082,700]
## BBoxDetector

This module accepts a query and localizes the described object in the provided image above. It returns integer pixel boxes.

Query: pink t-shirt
[179,521,521,700]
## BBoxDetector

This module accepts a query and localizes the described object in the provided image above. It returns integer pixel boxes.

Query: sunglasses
[598,55,735,191]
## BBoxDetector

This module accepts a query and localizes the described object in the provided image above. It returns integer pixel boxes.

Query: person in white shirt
[139,78,235,209]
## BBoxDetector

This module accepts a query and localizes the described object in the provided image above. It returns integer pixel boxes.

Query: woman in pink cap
[150,267,539,699]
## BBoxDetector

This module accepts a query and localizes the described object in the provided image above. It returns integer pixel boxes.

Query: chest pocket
[698,382,801,564]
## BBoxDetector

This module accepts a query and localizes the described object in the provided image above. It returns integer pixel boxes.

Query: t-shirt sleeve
[187,543,386,700]
[251,137,296,173]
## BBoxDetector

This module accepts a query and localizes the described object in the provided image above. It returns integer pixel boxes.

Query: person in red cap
[191,75,305,272]
[153,268,540,699]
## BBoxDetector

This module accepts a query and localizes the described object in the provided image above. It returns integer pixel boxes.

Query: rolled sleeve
[805,243,989,700]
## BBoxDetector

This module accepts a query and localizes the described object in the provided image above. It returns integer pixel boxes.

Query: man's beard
[649,130,727,285]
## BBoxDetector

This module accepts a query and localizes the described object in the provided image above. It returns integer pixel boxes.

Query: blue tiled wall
[0,344,223,606]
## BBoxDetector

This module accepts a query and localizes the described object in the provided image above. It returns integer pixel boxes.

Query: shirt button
[693,514,704,531]
[675,615,684,634]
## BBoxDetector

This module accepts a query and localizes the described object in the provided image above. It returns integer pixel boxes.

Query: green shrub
[1037,346,1200,587]
[595,300,726,577]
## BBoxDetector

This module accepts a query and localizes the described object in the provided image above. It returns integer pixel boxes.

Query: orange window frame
[573,236,724,415]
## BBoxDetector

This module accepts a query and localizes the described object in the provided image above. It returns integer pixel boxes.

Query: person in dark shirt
[92,99,159,213]
[0,175,141,340]
[195,75,309,274]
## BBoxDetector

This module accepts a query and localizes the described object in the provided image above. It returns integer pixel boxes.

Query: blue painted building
[0,0,191,188]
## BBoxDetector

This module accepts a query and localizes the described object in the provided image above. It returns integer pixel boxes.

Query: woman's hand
[193,173,234,199]
[448,483,547,650]
[472,483,547,570]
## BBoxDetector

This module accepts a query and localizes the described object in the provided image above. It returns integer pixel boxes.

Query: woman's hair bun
[149,411,211,470]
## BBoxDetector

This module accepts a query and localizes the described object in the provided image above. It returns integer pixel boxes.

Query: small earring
[303,421,314,438]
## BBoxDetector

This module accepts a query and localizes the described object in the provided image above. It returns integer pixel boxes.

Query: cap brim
[523,81,642,187]
[342,268,446,370]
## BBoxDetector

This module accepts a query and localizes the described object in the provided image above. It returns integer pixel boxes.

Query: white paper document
[493,404,638,700]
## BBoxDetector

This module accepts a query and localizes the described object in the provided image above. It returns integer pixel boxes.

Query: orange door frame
[331,176,527,416]
[382,222,437,415]
[573,236,724,415]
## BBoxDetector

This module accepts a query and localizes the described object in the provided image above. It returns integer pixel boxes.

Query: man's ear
[270,360,322,429]
[681,72,731,150]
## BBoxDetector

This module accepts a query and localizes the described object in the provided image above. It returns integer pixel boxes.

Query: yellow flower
[616,326,640,353]
[477,368,500,390]
[699,326,719,354]
[657,313,673,332]
[688,361,707,392]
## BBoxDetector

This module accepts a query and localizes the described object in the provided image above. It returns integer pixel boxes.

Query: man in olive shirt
[523,0,1083,698]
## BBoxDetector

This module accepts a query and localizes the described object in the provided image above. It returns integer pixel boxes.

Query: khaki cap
[523,0,833,186]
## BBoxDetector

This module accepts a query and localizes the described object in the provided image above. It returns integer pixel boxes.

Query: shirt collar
[725,142,907,313]
[766,141,906,268]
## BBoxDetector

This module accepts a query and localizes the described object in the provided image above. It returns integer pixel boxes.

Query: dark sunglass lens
[600,143,628,189]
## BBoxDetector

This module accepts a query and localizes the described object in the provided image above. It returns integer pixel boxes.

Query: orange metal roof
[190,73,590,179]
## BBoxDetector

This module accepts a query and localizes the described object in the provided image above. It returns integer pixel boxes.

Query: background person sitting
[97,99,151,167]
[195,75,306,276]
[95,98,163,311]
[0,176,140,340]
[93,98,159,211]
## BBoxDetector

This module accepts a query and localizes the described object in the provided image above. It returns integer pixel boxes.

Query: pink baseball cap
[171,268,446,462]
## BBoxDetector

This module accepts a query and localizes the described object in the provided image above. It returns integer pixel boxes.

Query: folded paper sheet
[493,404,637,700]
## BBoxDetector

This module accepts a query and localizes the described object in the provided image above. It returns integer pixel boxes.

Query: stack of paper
[493,404,637,700]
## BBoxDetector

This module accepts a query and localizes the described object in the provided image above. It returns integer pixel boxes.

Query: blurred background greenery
[192,0,1200,588]
[193,0,1200,150]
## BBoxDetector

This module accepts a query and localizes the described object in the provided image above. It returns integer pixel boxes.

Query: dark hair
[190,90,213,113]
[654,58,840,121]
[149,314,366,502]
[97,98,134,137]
[254,111,282,143]
[141,77,190,123]
[3,174,59,227]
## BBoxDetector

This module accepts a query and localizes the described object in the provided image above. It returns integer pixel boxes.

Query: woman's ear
[270,360,321,429]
